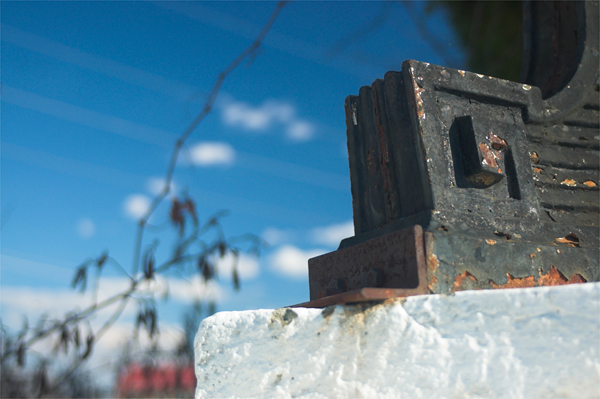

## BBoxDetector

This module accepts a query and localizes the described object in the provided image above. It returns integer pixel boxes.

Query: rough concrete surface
[195,283,600,399]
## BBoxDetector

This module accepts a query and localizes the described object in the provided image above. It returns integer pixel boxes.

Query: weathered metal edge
[294,231,429,308]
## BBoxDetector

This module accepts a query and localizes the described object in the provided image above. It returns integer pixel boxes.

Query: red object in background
[116,363,196,398]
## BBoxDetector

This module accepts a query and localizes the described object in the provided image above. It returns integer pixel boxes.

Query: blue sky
[1,0,465,379]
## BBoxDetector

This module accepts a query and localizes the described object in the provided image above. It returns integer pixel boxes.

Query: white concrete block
[195,283,600,399]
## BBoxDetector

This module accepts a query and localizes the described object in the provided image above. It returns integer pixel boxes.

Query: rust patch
[569,274,587,283]
[530,152,540,163]
[490,273,536,289]
[485,239,497,245]
[583,180,597,187]
[489,133,508,150]
[489,266,587,290]
[533,167,543,174]
[561,178,576,186]
[538,265,587,286]
[479,143,498,168]
[530,253,536,259]
[452,271,478,291]
[458,70,466,77]
[538,265,569,286]
[555,233,580,247]
[426,253,439,292]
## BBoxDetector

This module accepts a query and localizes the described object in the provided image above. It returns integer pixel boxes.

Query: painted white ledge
[195,283,600,399]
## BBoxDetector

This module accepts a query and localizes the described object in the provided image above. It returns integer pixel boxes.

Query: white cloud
[76,218,96,239]
[0,275,224,330]
[123,194,151,219]
[97,321,185,356]
[190,142,235,166]
[220,98,315,141]
[286,121,315,141]
[261,227,293,246]
[270,245,327,279]
[146,177,177,196]
[311,221,354,247]
[164,276,223,303]
[214,252,259,280]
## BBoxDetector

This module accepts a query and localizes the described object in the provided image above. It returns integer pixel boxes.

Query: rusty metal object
[308,225,428,301]
[292,287,421,309]
[303,222,597,307]
[300,2,598,307]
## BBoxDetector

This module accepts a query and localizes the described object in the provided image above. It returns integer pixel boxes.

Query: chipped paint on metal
[485,239,497,245]
[489,265,588,289]
[479,143,498,168]
[409,66,426,121]
[561,178,576,186]
[452,271,478,291]
[490,273,536,289]
[522,84,532,90]
[530,151,540,163]
[458,70,466,77]
[426,248,439,293]
[351,102,358,126]
[489,133,508,149]
[538,265,587,286]
[555,233,580,247]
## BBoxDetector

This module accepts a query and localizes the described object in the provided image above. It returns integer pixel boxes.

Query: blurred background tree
[427,1,523,81]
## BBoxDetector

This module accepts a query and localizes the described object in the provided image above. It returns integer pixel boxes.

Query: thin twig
[400,1,462,68]
[132,1,289,278]
[3,2,289,394]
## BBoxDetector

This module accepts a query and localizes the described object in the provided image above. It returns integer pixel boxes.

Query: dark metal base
[300,223,597,308]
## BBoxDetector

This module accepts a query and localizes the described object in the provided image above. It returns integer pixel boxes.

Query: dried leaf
[199,257,213,281]
[233,267,240,292]
[143,249,155,280]
[73,327,81,349]
[82,333,94,360]
[96,251,108,268]
[37,365,49,396]
[170,198,185,235]
[149,309,157,338]
[60,327,69,354]
[17,343,25,367]
[218,241,227,257]
[183,198,198,226]
[71,267,87,293]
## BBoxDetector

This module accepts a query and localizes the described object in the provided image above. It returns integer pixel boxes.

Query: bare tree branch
[2,4,289,395]
[132,1,289,278]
